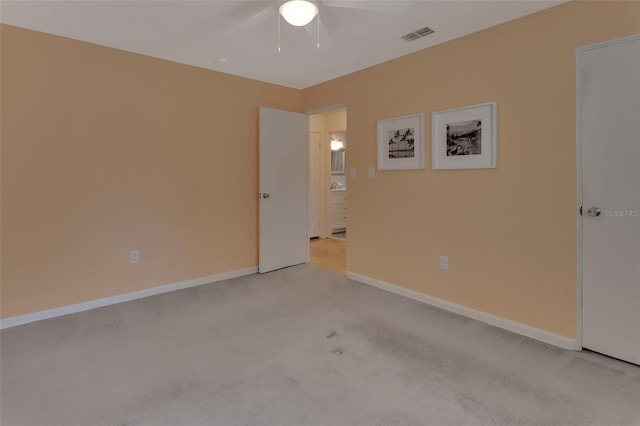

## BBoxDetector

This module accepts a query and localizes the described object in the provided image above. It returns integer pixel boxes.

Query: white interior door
[309,131,321,238]
[259,107,308,273]
[580,35,640,365]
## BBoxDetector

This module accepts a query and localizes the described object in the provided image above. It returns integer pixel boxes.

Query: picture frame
[432,102,497,169]
[377,113,425,170]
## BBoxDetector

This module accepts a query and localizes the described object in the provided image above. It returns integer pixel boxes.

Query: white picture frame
[432,102,497,169]
[377,113,425,170]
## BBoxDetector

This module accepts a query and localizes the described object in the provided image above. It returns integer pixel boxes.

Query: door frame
[309,130,322,239]
[575,33,640,350]
[306,104,347,116]
[306,103,347,239]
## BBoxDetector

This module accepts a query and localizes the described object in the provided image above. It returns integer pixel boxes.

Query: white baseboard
[346,271,579,351]
[0,267,258,330]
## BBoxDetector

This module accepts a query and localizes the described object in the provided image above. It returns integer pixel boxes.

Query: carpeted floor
[1,264,639,425]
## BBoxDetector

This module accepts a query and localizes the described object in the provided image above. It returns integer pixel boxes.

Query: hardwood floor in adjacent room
[309,237,345,275]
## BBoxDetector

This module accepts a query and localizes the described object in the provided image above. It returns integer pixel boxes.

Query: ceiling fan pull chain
[316,9,320,48]
[278,13,282,53]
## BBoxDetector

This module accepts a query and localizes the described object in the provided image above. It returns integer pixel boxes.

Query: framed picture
[377,113,425,170]
[432,102,497,169]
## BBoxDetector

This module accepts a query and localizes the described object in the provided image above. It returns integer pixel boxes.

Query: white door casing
[578,34,640,365]
[309,131,321,238]
[258,107,309,273]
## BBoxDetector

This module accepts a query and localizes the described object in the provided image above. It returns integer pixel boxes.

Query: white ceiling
[0,0,565,89]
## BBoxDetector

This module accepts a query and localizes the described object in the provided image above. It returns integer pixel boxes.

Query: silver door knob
[586,207,601,217]
[258,193,270,199]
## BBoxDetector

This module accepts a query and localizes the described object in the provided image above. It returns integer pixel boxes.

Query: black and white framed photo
[432,102,497,169]
[377,113,425,170]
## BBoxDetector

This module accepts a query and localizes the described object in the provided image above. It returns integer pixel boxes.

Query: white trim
[0,267,258,330]
[346,272,579,351]
[305,103,347,116]
[574,33,640,350]
[576,33,640,54]
[575,41,585,350]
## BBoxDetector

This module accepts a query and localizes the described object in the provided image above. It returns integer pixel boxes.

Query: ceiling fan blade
[220,4,277,39]
[321,0,412,13]
[304,15,332,49]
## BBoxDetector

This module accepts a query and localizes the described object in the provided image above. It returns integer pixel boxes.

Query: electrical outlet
[350,167,357,179]
[439,256,448,270]
[130,250,140,264]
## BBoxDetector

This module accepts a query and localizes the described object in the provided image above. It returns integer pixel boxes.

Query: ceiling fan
[224,0,413,51]
[279,0,411,26]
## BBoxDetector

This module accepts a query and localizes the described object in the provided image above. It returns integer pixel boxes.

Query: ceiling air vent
[401,26,434,42]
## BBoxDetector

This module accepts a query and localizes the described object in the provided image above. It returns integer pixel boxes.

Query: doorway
[578,34,639,365]
[308,107,348,274]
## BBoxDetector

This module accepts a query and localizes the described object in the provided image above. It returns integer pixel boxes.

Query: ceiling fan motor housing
[279,0,319,27]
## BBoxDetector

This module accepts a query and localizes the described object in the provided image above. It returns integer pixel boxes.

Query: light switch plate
[439,256,448,270]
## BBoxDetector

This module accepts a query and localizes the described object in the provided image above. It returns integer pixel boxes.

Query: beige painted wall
[302,1,640,339]
[324,110,347,135]
[2,2,638,338]
[0,25,301,318]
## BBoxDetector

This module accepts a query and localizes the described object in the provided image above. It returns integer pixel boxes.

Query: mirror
[331,150,345,174]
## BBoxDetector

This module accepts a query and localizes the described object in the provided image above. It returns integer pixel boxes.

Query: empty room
[1,1,639,425]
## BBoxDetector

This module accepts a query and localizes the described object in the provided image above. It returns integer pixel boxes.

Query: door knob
[258,193,270,199]
[586,207,601,217]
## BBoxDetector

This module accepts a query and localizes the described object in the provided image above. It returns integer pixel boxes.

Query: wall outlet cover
[439,255,448,270]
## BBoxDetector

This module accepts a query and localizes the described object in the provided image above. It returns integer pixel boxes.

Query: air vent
[401,26,434,42]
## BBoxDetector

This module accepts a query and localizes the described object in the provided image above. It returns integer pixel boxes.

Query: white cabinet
[330,190,347,233]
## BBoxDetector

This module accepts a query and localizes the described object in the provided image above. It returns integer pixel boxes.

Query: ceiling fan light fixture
[279,0,318,26]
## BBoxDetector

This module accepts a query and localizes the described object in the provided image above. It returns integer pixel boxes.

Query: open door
[258,107,308,273]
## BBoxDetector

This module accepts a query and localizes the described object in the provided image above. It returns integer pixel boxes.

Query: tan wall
[0,25,301,318]
[301,1,640,338]
[2,2,639,336]
[324,110,346,134]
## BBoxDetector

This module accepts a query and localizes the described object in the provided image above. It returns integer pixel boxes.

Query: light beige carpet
[2,264,639,425]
